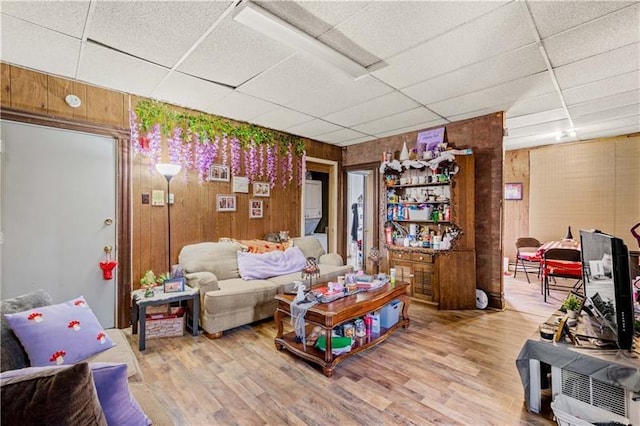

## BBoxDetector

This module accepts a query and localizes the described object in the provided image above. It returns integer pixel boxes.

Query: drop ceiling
[1,1,638,150]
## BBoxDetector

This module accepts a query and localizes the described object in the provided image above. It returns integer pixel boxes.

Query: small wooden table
[274,282,410,377]
[131,287,199,351]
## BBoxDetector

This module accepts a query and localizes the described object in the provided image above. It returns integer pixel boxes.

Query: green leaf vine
[134,100,305,153]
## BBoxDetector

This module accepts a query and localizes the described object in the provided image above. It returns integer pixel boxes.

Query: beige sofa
[179,236,353,337]
[1,290,173,425]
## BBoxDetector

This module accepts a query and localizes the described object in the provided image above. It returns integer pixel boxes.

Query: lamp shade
[155,163,182,179]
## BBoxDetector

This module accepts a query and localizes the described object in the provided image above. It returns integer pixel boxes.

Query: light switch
[168,193,174,204]
[141,193,150,204]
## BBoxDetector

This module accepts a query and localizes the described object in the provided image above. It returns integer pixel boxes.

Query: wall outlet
[168,193,174,204]
[141,193,149,204]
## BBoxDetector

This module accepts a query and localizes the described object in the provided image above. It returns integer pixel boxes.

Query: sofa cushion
[0,362,150,426]
[291,236,326,260]
[268,263,354,293]
[3,296,115,367]
[237,246,306,280]
[0,362,107,426]
[203,279,277,314]
[1,289,53,372]
[86,328,143,381]
[179,242,242,280]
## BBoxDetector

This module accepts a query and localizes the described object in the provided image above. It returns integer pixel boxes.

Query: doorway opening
[303,158,338,254]
[344,163,379,273]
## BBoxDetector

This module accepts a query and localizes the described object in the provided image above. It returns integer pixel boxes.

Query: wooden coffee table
[274,282,410,377]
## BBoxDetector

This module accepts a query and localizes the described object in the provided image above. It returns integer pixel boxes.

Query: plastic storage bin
[380,300,401,328]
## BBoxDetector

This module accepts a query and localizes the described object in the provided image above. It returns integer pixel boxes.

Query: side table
[131,287,199,351]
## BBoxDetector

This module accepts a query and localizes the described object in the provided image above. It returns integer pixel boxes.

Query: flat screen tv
[579,229,634,350]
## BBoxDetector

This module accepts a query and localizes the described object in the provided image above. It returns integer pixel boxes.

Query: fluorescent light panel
[233,1,372,79]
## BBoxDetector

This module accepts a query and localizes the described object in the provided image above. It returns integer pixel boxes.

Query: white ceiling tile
[352,107,440,135]
[77,42,168,97]
[334,136,377,147]
[575,114,640,136]
[178,13,293,87]
[286,76,393,117]
[322,1,508,60]
[572,104,640,128]
[554,42,640,90]
[89,2,231,68]
[314,128,370,144]
[568,90,640,118]
[323,92,419,127]
[1,1,89,38]
[429,72,556,117]
[403,44,546,105]
[506,93,564,118]
[0,14,80,78]
[578,123,640,141]
[544,4,640,67]
[286,119,343,138]
[563,70,640,105]
[507,118,572,139]
[374,119,449,139]
[372,2,537,88]
[153,72,232,113]
[528,1,634,38]
[251,107,315,131]
[506,108,568,130]
[237,53,351,106]
[504,132,568,151]
[205,91,279,123]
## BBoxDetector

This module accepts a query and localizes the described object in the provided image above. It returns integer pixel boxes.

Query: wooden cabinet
[384,154,475,310]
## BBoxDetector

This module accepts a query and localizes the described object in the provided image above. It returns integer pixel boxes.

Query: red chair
[542,248,583,303]
[514,237,542,283]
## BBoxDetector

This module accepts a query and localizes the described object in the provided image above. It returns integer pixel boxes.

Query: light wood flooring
[125,273,571,425]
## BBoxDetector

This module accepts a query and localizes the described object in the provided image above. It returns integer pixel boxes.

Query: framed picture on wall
[249,199,263,218]
[232,176,249,193]
[504,182,523,200]
[209,164,230,182]
[253,182,270,197]
[216,194,236,212]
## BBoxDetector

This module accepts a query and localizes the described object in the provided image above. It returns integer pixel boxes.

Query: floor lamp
[155,163,182,274]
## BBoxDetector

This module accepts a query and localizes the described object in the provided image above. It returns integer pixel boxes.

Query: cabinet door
[390,259,413,289]
[413,263,437,303]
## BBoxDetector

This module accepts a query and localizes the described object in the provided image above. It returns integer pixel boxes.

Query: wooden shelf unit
[385,155,476,309]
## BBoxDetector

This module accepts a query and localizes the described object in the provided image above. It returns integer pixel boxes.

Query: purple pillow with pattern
[3,296,114,366]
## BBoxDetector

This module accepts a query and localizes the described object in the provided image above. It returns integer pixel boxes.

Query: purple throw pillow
[3,296,115,366]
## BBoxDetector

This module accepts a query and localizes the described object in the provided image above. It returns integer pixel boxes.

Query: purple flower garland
[259,144,266,179]
[221,135,229,167]
[129,110,141,154]
[267,144,277,188]
[231,137,241,177]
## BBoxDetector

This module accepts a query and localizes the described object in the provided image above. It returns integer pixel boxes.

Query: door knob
[104,218,113,225]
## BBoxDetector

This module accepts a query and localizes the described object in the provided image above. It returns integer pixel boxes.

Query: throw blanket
[237,246,307,280]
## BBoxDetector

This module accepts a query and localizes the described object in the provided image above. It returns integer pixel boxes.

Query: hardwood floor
[125,274,569,425]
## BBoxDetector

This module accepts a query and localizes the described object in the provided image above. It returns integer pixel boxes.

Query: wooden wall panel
[613,137,640,246]
[529,137,640,249]
[344,112,505,309]
[10,66,47,113]
[503,149,530,262]
[1,63,11,108]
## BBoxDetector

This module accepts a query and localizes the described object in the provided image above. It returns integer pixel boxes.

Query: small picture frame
[504,182,523,200]
[217,194,236,212]
[209,164,230,182]
[249,199,263,219]
[163,277,185,293]
[232,176,249,193]
[253,181,270,197]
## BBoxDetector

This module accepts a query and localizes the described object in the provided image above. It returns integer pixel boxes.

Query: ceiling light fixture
[65,94,82,108]
[233,1,375,80]
[555,129,577,141]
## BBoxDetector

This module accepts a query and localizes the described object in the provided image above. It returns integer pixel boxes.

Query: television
[579,229,634,350]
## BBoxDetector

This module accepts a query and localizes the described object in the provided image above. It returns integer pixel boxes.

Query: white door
[1,121,117,328]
